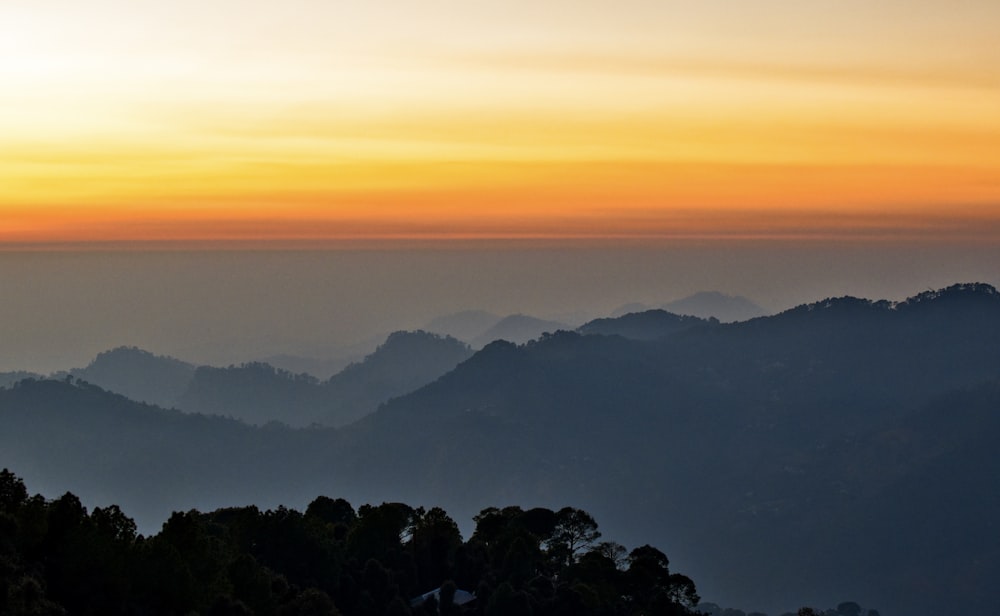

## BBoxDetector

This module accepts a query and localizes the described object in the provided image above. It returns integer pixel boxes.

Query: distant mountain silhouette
[255,353,356,380]
[662,291,768,322]
[176,330,472,427]
[66,346,196,408]
[176,362,322,425]
[609,301,652,317]
[255,334,384,379]
[610,292,766,322]
[0,371,41,389]
[0,378,322,527]
[469,313,568,347]
[424,309,503,342]
[318,330,473,426]
[578,309,712,340]
[3,283,1000,615]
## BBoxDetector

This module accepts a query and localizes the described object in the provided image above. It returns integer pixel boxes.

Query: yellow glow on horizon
[2,1,999,245]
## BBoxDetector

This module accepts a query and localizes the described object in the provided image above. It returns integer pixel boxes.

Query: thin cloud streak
[439,50,1000,92]
[3,206,998,247]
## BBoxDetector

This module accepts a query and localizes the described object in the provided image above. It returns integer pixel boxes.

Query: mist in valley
[3,241,996,375]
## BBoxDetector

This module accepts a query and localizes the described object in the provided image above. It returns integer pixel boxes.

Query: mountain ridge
[178,329,472,427]
[1,282,998,615]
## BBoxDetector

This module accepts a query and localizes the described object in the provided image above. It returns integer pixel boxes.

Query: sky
[2,1,999,372]
[2,0,999,244]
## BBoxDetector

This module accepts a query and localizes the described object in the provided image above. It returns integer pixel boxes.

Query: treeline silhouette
[0,469,701,616]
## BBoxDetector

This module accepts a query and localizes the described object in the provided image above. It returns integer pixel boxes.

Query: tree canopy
[0,469,703,616]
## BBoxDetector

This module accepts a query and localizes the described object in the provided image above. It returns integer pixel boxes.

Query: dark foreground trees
[0,469,700,616]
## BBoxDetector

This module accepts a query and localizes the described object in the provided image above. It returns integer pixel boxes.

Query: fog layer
[2,240,997,373]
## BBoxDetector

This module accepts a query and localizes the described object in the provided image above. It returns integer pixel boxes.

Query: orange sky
[3,0,999,245]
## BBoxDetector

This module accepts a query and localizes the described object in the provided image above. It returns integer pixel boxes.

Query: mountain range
[2,283,999,615]
[611,291,768,322]
[56,331,471,427]
[178,330,473,427]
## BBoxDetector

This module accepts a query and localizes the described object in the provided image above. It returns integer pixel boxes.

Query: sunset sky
[3,0,999,245]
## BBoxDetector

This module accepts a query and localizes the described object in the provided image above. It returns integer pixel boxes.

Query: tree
[566,550,620,611]
[91,504,137,544]
[45,492,88,543]
[349,503,416,563]
[623,545,700,614]
[279,587,341,616]
[501,536,540,587]
[4,575,66,616]
[154,510,230,608]
[361,558,393,609]
[548,507,600,567]
[486,582,533,616]
[626,544,671,589]
[228,554,278,615]
[0,469,28,512]
[595,541,628,570]
[471,506,524,547]
[520,507,558,541]
[306,496,356,527]
[666,573,699,609]
[410,507,462,590]
[836,602,862,616]
[438,580,458,616]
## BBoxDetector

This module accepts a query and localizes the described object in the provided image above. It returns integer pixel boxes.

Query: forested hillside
[1,283,998,615]
[177,330,471,427]
[0,469,705,616]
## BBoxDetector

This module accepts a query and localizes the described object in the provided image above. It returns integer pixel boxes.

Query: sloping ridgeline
[0,378,339,527]
[336,283,1000,615]
[175,330,472,427]
[66,346,197,408]
[1,283,999,615]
